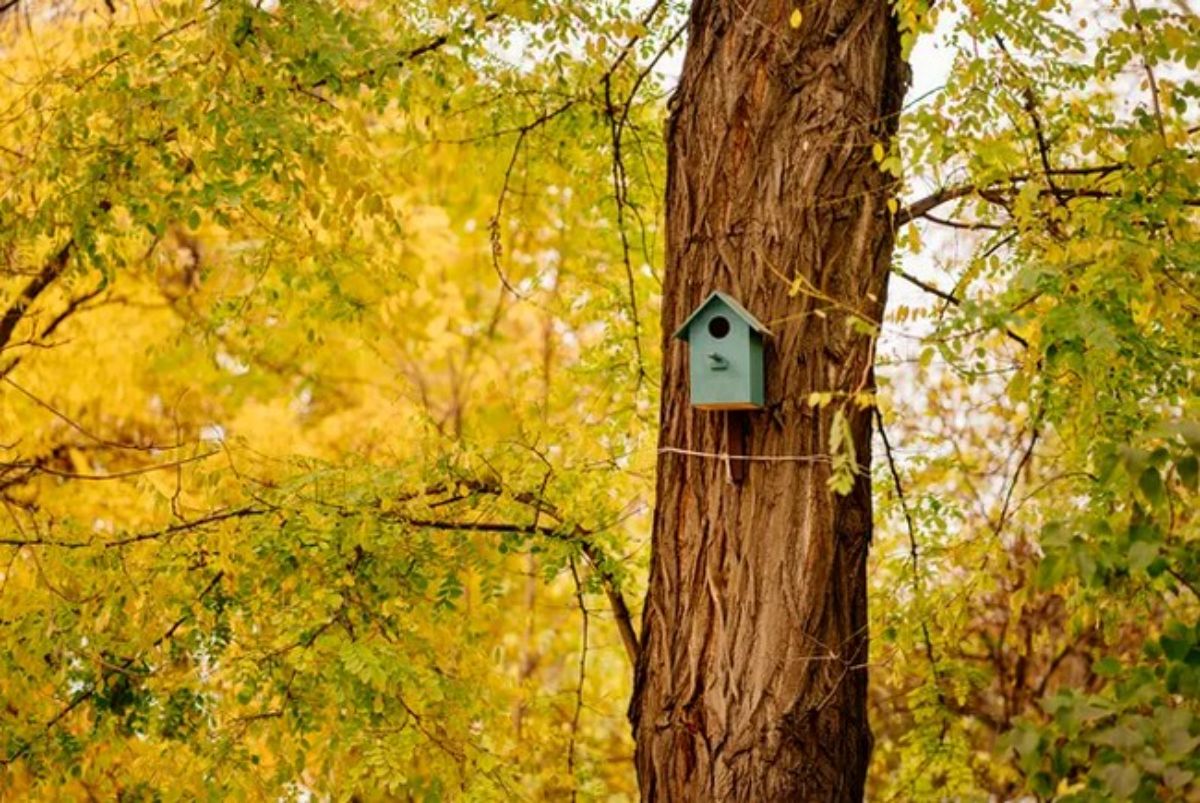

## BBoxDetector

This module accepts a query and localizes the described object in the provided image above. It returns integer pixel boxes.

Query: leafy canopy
[1,0,1198,800]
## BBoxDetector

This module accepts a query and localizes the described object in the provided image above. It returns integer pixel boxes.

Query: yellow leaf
[789,9,802,28]
[67,447,91,475]
[887,197,898,215]
[907,224,922,252]
[872,142,885,162]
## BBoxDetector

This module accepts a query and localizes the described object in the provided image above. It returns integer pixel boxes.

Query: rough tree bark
[630,1,908,800]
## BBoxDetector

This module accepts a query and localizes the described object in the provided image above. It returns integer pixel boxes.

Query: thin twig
[992,412,1043,539]
[875,409,944,697]
[3,376,191,452]
[1,570,225,766]
[604,73,647,386]
[314,12,501,89]
[566,558,589,803]
[2,450,216,482]
[1127,0,1168,145]
[889,267,1030,349]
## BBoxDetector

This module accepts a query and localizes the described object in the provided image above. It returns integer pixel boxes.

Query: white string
[657,446,831,464]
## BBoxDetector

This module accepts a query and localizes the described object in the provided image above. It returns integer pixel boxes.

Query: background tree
[0,2,674,797]
[869,1,1200,798]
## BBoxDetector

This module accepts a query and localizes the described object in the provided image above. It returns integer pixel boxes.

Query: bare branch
[3,376,191,452]
[0,240,73,353]
[891,266,959,305]
[1,450,216,483]
[604,73,647,387]
[566,557,589,802]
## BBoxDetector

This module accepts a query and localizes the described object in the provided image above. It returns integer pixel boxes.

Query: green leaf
[1161,636,1191,662]
[1036,554,1066,589]
[1128,540,1158,572]
[1098,763,1140,797]
[1177,455,1198,492]
[1138,467,1165,506]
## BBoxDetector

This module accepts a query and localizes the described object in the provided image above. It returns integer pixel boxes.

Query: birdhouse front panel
[673,292,769,411]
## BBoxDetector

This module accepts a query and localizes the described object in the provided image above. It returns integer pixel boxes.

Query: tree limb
[0,485,644,665]
[1,570,225,767]
[0,240,73,353]
[317,12,502,90]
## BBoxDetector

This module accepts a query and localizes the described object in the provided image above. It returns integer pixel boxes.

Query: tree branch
[317,12,502,90]
[890,266,1030,349]
[891,266,959,305]
[1,570,225,767]
[993,34,1067,211]
[876,409,944,697]
[0,240,73,353]
[1,485,644,665]
[1127,0,1169,145]
[897,158,1185,225]
[566,557,589,802]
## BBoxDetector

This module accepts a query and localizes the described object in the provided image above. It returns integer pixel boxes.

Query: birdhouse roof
[672,291,771,341]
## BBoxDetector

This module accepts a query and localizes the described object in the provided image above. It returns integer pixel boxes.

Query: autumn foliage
[1,0,1198,800]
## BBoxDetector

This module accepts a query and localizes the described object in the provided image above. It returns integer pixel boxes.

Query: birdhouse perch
[673,291,769,410]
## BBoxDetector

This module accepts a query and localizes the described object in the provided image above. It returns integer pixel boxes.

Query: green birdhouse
[673,291,770,410]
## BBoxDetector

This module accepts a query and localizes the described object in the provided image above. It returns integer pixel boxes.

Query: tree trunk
[630,1,907,800]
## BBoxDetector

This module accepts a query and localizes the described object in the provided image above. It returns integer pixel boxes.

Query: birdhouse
[673,291,770,410]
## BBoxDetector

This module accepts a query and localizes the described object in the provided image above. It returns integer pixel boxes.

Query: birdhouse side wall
[749,331,765,407]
